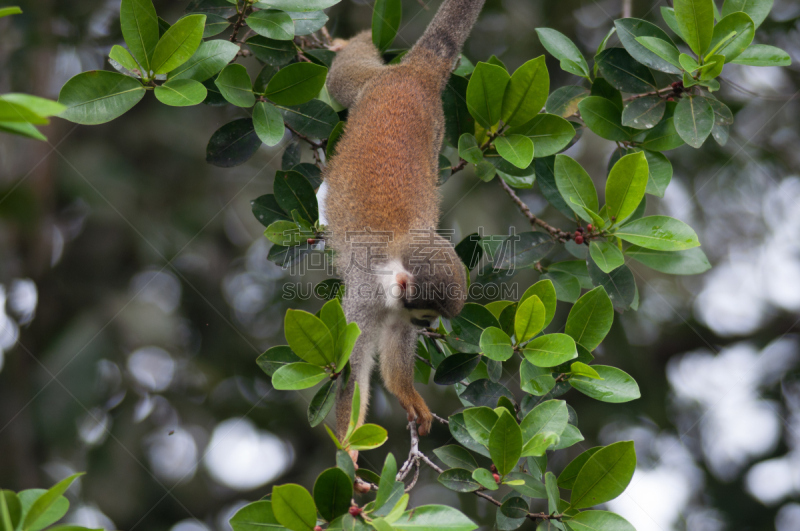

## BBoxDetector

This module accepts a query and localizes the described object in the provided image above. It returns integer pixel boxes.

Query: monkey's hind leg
[379,316,433,435]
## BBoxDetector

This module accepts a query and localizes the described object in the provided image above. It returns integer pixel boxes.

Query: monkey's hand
[405,398,433,436]
[329,38,349,52]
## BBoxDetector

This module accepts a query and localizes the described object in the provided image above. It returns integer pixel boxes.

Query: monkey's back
[323,64,444,258]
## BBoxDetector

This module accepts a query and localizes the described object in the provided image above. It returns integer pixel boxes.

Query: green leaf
[372,0,402,52]
[284,309,335,366]
[434,353,480,385]
[480,327,514,362]
[495,135,534,169]
[542,271,581,303]
[443,75,473,146]
[256,0,340,11]
[0,99,49,124]
[545,472,560,515]
[154,78,206,106]
[336,322,360,371]
[448,302,501,350]
[545,86,588,118]
[152,14,206,75]
[0,121,44,141]
[673,0,715,56]
[493,232,556,270]
[458,133,483,164]
[314,468,353,522]
[57,71,145,125]
[535,28,590,78]
[247,35,297,66]
[475,161,497,182]
[508,113,575,157]
[589,241,624,273]
[557,447,601,489]
[393,506,477,531]
[438,469,481,492]
[274,170,318,223]
[215,64,255,107]
[570,365,640,403]
[605,151,648,224]
[488,410,523,476]
[277,99,338,138]
[567,511,636,531]
[466,62,510,128]
[109,45,141,74]
[308,379,337,426]
[206,118,262,167]
[203,14,230,38]
[327,121,346,158]
[463,406,498,447]
[722,0,773,28]
[0,6,22,18]
[548,261,593,289]
[621,96,665,130]
[523,334,578,368]
[615,18,682,74]
[520,400,568,444]
[290,11,329,35]
[272,484,317,531]
[515,295,545,344]
[520,280,557,328]
[578,96,632,142]
[230,500,287,531]
[506,472,548,498]
[348,424,388,451]
[708,12,754,60]
[256,345,299,377]
[661,7,684,38]
[376,454,399,510]
[501,56,550,127]
[571,361,601,379]
[169,39,240,82]
[587,261,636,311]
[499,497,529,520]
[253,101,286,146]
[554,155,598,222]
[433,446,479,471]
[616,215,700,250]
[595,48,656,93]
[272,362,327,390]
[674,95,714,148]
[641,150,672,196]
[569,441,636,509]
[1,490,20,531]
[634,36,682,70]
[23,474,83,531]
[625,245,711,274]
[248,9,295,40]
[731,44,791,66]
[120,0,159,74]
[565,287,613,351]
[641,101,685,151]
[449,413,491,457]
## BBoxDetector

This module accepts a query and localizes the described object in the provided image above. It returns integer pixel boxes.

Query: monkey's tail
[404,0,485,76]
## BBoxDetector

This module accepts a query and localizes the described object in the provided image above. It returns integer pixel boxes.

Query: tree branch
[229,3,250,43]
[497,178,573,241]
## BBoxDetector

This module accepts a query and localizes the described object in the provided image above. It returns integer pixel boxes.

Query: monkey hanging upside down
[321,0,485,445]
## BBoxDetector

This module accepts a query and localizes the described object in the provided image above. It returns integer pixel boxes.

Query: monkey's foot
[329,38,349,52]
[405,402,433,436]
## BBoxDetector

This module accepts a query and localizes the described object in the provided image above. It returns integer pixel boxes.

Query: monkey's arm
[327,31,385,108]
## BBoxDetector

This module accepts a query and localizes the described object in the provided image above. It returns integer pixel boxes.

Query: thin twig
[623,86,674,102]
[229,3,250,43]
[432,413,449,425]
[417,328,446,340]
[449,158,468,176]
[415,354,435,368]
[284,122,326,150]
[497,178,573,241]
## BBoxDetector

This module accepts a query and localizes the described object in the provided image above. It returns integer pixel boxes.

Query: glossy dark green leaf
[460,379,514,408]
[673,0,715,55]
[257,0,340,11]
[464,406,498,446]
[247,35,296,65]
[434,353,480,385]
[587,261,636,311]
[169,39,240,82]
[621,96,665,129]
[569,441,636,509]
[542,271,580,303]
[508,114,575,158]
[570,365,640,403]
[455,233,483,270]
[557,447,601,489]
[277,99,338,139]
[458,133,483,164]
[501,56,549,127]
[548,261,592,288]
[567,511,636,531]
[274,171,318,224]
[523,334,578,368]
[230,500,287,531]
[372,0,401,52]
[641,101,684,151]
[120,0,159,74]
[252,194,290,228]
[488,409,523,476]
[152,14,205,74]
[58,71,145,125]
[606,151,648,224]
[248,9,295,40]
[625,245,710,274]
[256,345,300,377]
[500,497,528,519]
[438,469,481,492]
[392,505,478,531]
[590,241,624,273]
[565,287,613,351]
[494,232,556,270]
[545,472,560,514]
[479,327,514,361]
[515,295,546,344]
[596,48,656,93]
[283,308,333,366]
[443,75,473,146]
[214,63,255,107]
[206,118,261,167]
[616,215,700,250]
[272,362,327,390]
[545,86,588,118]
[308,379,337,426]
[590,77,623,110]
[466,62,510,128]
[634,36,682,70]
[289,10,328,35]
[721,0,773,28]
[348,424,388,451]
[731,44,791,66]
[707,12,754,60]
[614,18,682,74]
[495,135,534,169]
[535,28,590,78]
[534,156,573,218]
[252,101,286,146]
[154,78,206,106]
[434,445,479,471]
[313,468,352,522]
[264,63,327,106]
[201,13,229,38]
[273,484,317,531]
[640,150,672,196]
[449,413,491,457]
[578,96,632,141]
[554,155,597,222]
[448,303,500,351]
[674,95,714,148]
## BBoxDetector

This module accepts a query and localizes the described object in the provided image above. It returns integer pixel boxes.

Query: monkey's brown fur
[324,0,485,444]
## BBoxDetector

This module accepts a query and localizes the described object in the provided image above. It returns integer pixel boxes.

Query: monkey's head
[382,236,467,325]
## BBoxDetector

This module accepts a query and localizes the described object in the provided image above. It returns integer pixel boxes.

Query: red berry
[349,507,362,517]
[586,224,593,231]
[315,527,323,531]
[574,235,584,245]
[493,473,501,483]
[667,97,675,102]
[307,238,316,244]
[490,464,497,472]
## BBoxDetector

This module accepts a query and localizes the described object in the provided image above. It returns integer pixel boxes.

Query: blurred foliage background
[1,0,800,530]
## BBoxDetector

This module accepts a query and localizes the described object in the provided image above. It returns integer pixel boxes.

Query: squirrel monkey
[323,0,485,444]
